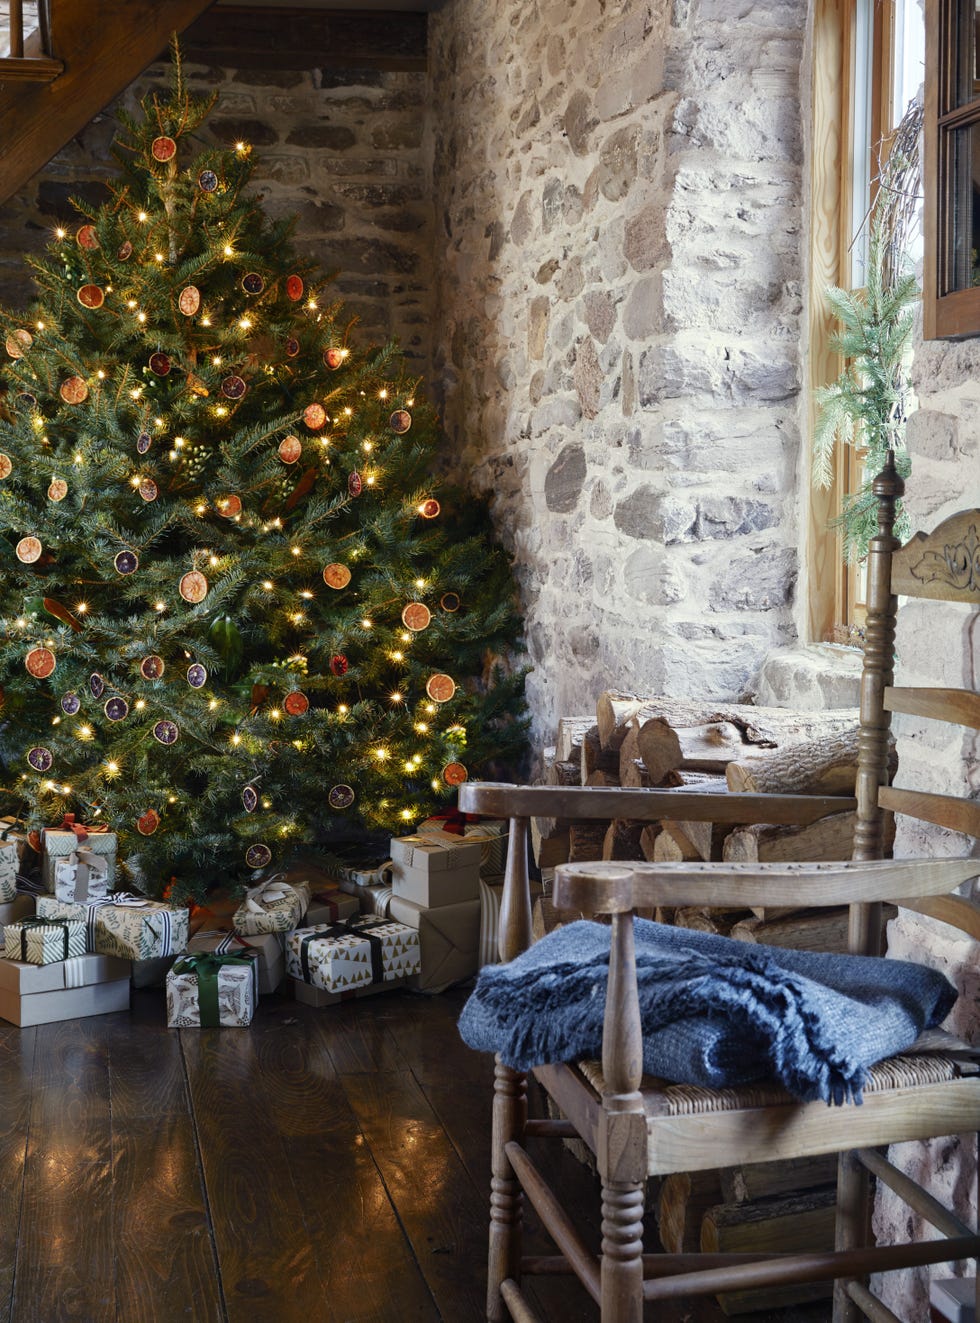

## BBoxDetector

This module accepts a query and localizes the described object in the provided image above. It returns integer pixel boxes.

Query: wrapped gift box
[417,816,509,878]
[286,916,420,993]
[0,817,35,868]
[305,888,359,927]
[478,876,543,967]
[166,950,258,1027]
[53,848,111,904]
[0,839,18,903]
[390,859,479,909]
[0,894,34,927]
[41,828,117,892]
[334,861,392,895]
[290,975,407,1007]
[37,894,188,960]
[0,952,130,1026]
[233,878,310,936]
[388,894,481,994]
[4,916,86,965]
[185,929,284,995]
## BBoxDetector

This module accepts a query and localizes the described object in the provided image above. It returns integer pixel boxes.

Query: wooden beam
[180,5,427,70]
[0,56,63,82]
[0,0,215,208]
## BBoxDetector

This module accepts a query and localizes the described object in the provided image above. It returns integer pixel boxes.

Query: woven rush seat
[577,1050,972,1114]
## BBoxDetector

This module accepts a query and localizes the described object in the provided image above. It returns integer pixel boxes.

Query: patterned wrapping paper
[41,828,117,892]
[232,878,310,936]
[477,876,543,968]
[286,916,421,993]
[185,928,284,995]
[416,817,509,878]
[37,894,189,960]
[166,951,258,1028]
[0,841,18,904]
[3,917,86,965]
[53,849,111,904]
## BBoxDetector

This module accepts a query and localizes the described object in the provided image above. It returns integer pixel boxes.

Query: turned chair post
[487,816,533,1319]
[598,902,646,1323]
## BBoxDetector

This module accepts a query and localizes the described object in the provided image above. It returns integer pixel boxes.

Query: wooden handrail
[9,0,24,58]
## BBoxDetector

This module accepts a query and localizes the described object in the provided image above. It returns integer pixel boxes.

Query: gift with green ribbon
[166,949,258,1028]
[3,915,86,966]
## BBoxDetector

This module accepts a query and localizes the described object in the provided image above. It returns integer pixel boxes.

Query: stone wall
[427,0,808,746]
[870,331,980,1317]
[0,57,433,369]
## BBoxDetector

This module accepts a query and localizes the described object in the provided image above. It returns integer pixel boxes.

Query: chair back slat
[877,787,980,838]
[883,686,980,728]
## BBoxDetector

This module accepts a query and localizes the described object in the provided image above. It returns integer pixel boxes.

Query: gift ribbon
[62,956,89,989]
[45,814,110,845]
[59,848,109,903]
[297,916,391,985]
[16,916,73,962]
[243,875,297,915]
[172,950,258,1027]
[424,808,483,836]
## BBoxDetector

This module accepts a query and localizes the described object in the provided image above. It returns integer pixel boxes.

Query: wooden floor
[0,986,831,1323]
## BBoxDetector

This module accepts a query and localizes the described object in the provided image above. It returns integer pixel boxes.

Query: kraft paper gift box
[232,877,310,936]
[305,888,359,927]
[40,827,117,892]
[389,834,481,908]
[416,817,509,879]
[37,894,189,960]
[166,950,259,1028]
[3,916,86,965]
[388,894,481,994]
[0,952,130,1026]
[286,916,420,993]
[53,848,111,904]
[185,929,285,995]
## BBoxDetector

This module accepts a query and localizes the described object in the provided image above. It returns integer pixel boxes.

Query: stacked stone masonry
[427,0,807,746]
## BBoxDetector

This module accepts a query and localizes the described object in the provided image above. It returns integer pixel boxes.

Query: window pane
[950,0,980,107]
[944,121,980,291]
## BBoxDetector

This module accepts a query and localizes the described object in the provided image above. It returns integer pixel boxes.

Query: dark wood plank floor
[0,987,831,1323]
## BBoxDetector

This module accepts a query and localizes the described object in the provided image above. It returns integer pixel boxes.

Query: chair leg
[600,1179,645,1323]
[488,1056,527,1323]
[833,1149,872,1323]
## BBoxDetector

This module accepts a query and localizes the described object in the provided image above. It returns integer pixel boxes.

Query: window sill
[754,644,863,712]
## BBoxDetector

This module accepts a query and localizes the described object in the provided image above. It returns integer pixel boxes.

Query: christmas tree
[0,49,528,901]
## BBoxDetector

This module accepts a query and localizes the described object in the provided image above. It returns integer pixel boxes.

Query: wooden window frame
[807,0,902,644]
[923,0,980,338]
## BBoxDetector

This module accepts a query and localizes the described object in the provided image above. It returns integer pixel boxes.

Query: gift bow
[51,813,110,843]
[172,950,258,1027]
[244,875,297,914]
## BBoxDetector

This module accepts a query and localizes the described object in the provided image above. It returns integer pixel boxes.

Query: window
[923,0,980,337]
[807,0,924,643]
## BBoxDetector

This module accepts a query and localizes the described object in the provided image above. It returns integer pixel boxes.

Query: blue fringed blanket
[458,919,957,1105]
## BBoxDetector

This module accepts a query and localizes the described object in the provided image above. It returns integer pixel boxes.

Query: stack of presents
[0,811,518,1032]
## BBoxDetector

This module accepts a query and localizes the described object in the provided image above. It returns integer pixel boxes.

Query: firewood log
[674,906,749,935]
[722,811,870,918]
[653,831,698,862]
[617,720,642,784]
[567,821,608,862]
[725,725,896,796]
[620,758,654,788]
[730,905,896,953]
[701,1189,835,1314]
[596,690,858,753]
[555,716,595,762]
[657,1170,724,1254]
[602,819,645,860]
[639,825,662,861]
[719,1154,838,1204]
[581,725,619,780]
[585,770,620,787]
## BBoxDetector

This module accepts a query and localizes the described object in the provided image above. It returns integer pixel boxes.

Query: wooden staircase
[0,0,216,206]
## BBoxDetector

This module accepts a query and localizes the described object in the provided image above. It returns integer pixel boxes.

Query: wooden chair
[459,454,980,1323]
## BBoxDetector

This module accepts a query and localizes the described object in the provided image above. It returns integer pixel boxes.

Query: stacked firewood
[534,691,896,1312]
[535,689,896,949]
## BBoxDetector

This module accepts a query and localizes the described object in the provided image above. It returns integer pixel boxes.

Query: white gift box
[53,848,111,904]
[389,833,481,907]
[166,952,258,1028]
[286,917,420,993]
[0,839,18,903]
[389,832,482,872]
[41,828,116,892]
[0,952,130,1026]
[3,916,86,965]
